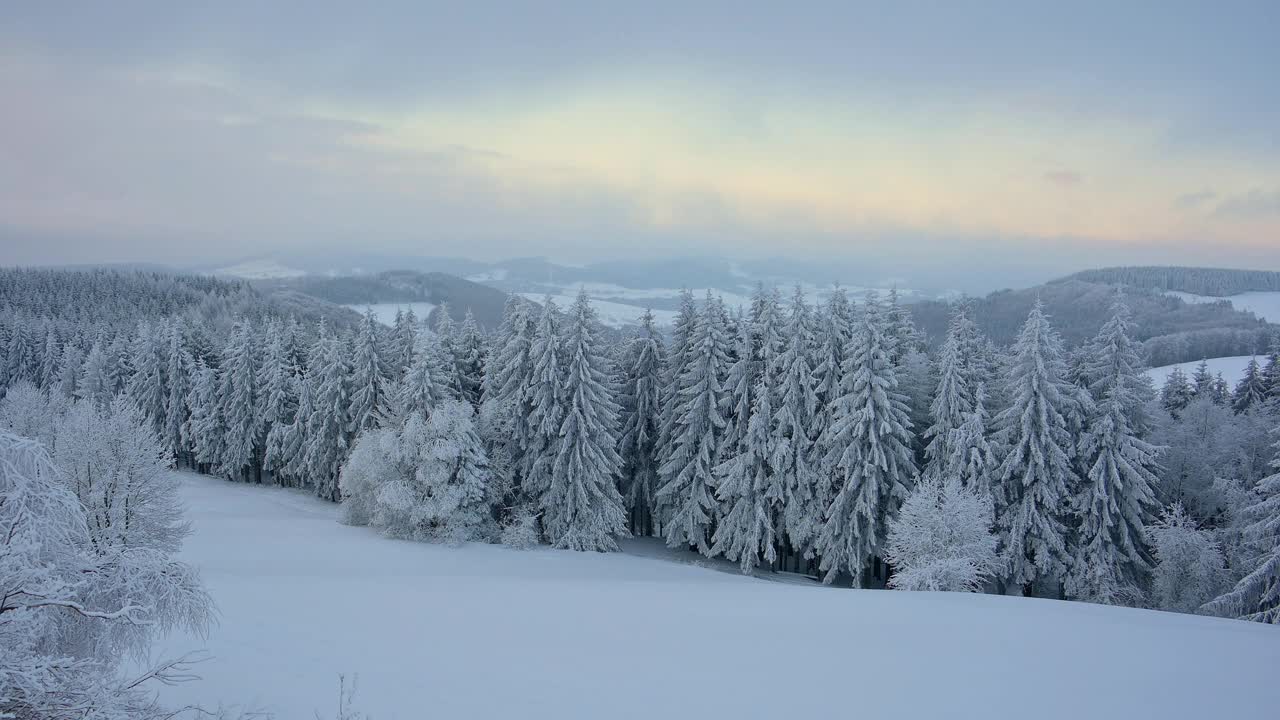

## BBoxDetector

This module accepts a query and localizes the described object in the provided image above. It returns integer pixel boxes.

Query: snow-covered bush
[340,400,496,544]
[885,477,1001,592]
[499,504,542,550]
[53,397,186,554]
[0,429,212,719]
[0,379,66,447]
[1145,504,1228,614]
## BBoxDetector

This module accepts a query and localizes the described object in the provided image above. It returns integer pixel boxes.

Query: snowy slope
[518,293,679,328]
[1147,355,1260,387]
[343,302,437,327]
[1167,290,1280,323]
[148,474,1280,720]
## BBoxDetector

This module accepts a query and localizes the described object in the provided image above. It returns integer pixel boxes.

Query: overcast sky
[1,1,1277,279]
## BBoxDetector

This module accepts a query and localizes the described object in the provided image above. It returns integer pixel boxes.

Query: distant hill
[262,271,510,330]
[1061,266,1280,297]
[910,276,1278,367]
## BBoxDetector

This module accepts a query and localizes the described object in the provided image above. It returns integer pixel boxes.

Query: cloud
[1175,189,1216,209]
[1043,170,1082,187]
[1212,189,1280,219]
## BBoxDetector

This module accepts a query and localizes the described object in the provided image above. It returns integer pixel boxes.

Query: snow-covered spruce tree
[455,309,487,409]
[1146,504,1228,614]
[125,320,167,436]
[390,306,419,378]
[162,320,194,464]
[884,286,923,366]
[77,336,115,407]
[276,371,315,487]
[37,325,61,391]
[1078,294,1155,434]
[1067,385,1162,605]
[815,292,917,585]
[53,397,186,554]
[1191,360,1215,398]
[105,332,133,397]
[0,431,212,720]
[349,309,393,434]
[1161,366,1194,416]
[1205,427,1280,622]
[655,292,730,554]
[775,287,821,558]
[393,331,454,423]
[434,303,467,400]
[945,383,998,494]
[185,359,224,476]
[259,319,300,484]
[522,297,564,514]
[994,300,1079,596]
[216,319,260,482]
[539,291,629,551]
[655,290,698,511]
[923,308,979,482]
[885,476,1000,592]
[3,319,36,386]
[713,286,785,572]
[479,296,538,507]
[617,308,666,536]
[811,287,854,516]
[55,340,85,400]
[305,328,354,501]
[1232,358,1268,414]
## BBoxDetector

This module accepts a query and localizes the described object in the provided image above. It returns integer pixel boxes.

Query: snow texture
[148,473,1280,719]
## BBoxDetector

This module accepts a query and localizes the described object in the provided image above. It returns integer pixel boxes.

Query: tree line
[1,271,1279,622]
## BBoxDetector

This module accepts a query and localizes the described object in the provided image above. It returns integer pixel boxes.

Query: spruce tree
[523,297,564,508]
[217,319,260,482]
[713,287,785,572]
[1233,358,1268,414]
[1078,295,1153,433]
[163,320,194,463]
[394,332,453,421]
[655,292,730,554]
[945,383,998,494]
[1205,427,1280,623]
[259,320,300,483]
[1161,367,1194,416]
[305,328,353,501]
[1191,360,1215,398]
[922,308,978,481]
[811,288,853,516]
[185,359,225,475]
[1068,385,1161,604]
[37,326,60,391]
[126,320,168,433]
[391,307,419,378]
[349,309,392,433]
[994,300,1079,595]
[618,309,666,536]
[542,291,628,551]
[455,309,487,409]
[480,296,538,503]
[774,287,821,556]
[55,340,85,400]
[77,337,113,407]
[815,292,917,585]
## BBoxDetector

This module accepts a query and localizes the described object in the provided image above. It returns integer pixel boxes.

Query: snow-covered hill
[343,302,438,327]
[1166,290,1280,323]
[150,474,1280,719]
[1147,355,1260,387]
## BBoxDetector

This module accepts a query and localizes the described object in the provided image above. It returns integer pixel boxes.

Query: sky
[1,1,1277,283]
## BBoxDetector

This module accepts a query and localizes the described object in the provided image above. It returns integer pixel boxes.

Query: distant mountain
[211,258,308,280]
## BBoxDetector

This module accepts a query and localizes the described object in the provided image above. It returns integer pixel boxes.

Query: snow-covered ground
[150,474,1280,719]
[518,293,680,328]
[1146,355,1260,387]
[1167,290,1280,323]
[343,302,437,327]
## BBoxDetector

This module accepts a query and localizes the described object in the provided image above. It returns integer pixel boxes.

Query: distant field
[1166,291,1280,324]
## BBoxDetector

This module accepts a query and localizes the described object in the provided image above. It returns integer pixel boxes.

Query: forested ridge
[1061,266,1280,296]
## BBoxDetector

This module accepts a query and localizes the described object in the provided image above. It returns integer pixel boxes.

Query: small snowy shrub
[885,477,1001,592]
[1146,504,1228,614]
[500,504,542,549]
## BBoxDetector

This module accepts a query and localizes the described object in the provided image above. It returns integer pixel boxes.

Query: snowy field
[1146,355,1259,387]
[343,302,437,327]
[150,474,1280,719]
[519,293,680,328]
[1167,290,1280,323]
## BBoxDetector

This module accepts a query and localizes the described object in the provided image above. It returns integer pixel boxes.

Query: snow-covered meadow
[152,474,1280,720]
[1167,290,1280,323]
[343,302,438,327]
[1146,355,1260,387]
